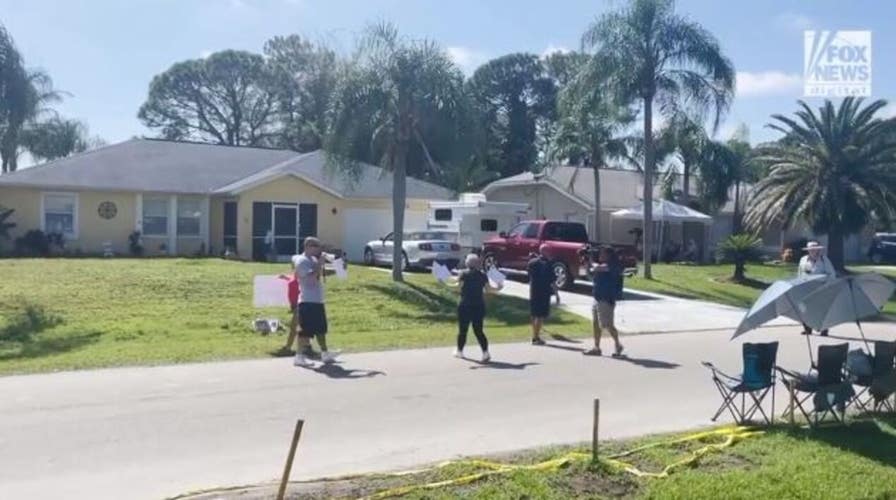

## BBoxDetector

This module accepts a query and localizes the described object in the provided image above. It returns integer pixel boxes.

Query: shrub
[716,234,763,282]
[128,231,144,256]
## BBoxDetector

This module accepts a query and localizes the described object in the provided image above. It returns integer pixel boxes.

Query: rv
[427,193,530,254]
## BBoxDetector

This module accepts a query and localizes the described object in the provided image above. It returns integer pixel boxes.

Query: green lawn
[299,418,896,500]
[626,263,896,316]
[0,258,590,375]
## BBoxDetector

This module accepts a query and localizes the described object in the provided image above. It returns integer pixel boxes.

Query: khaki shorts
[592,301,615,329]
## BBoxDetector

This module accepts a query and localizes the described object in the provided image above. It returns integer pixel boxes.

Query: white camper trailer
[427,193,530,254]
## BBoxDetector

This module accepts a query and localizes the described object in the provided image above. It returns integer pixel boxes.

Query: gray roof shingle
[0,139,453,200]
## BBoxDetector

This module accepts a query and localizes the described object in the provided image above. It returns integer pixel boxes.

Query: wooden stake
[277,419,305,500]
[592,399,600,462]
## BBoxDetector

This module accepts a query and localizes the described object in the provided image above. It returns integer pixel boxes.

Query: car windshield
[404,232,448,241]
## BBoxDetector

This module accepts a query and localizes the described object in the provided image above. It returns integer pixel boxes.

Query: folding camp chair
[778,343,854,427]
[849,341,896,413]
[703,342,779,425]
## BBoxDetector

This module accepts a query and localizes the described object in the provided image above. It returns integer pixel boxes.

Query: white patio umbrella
[731,274,827,363]
[798,273,896,350]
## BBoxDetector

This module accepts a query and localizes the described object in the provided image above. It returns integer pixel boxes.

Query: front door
[273,204,298,260]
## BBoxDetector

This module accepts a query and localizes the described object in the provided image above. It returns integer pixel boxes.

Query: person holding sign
[527,245,558,345]
[294,237,338,366]
[446,254,502,362]
[584,246,624,357]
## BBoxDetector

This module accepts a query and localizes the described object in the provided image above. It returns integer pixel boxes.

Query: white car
[363,231,462,270]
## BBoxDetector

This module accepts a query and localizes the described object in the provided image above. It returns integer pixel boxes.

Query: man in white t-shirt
[798,241,836,336]
[293,237,336,366]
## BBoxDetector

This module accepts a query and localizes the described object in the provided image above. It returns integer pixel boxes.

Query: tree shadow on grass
[368,282,578,327]
[0,303,63,342]
[775,417,896,468]
[0,331,102,361]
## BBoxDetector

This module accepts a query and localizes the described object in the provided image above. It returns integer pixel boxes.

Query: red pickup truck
[481,220,638,289]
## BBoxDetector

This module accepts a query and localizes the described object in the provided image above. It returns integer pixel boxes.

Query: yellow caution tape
[359,425,762,499]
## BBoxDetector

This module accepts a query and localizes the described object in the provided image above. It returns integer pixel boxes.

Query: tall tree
[326,23,465,281]
[582,0,735,278]
[138,50,278,146]
[551,72,633,241]
[20,118,104,162]
[746,98,896,272]
[264,35,340,152]
[467,53,557,177]
[0,24,64,172]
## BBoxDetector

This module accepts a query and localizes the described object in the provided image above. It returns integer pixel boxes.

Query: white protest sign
[333,258,348,279]
[432,262,452,282]
[487,268,506,287]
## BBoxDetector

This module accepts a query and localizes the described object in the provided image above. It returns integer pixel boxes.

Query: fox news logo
[804,30,871,97]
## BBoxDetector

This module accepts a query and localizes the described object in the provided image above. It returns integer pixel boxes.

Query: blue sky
[0,0,893,150]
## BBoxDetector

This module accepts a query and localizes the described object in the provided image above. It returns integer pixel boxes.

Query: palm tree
[551,75,633,242]
[326,23,465,282]
[716,233,762,282]
[746,98,896,272]
[582,0,735,278]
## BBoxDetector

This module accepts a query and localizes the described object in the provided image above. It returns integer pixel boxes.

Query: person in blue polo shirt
[584,246,624,357]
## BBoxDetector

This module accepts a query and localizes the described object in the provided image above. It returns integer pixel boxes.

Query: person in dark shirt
[449,254,502,362]
[584,246,624,357]
[527,244,558,345]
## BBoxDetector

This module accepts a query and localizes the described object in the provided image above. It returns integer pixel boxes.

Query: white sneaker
[321,351,337,364]
[481,351,491,363]
[294,354,311,367]
[453,349,463,358]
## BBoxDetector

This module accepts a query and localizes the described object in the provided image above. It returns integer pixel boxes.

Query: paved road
[2,320,891,500]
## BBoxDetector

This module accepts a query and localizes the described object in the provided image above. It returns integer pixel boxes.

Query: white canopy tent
[611,199,714,261]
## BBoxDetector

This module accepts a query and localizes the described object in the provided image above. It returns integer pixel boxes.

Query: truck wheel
[552,261,571,290]
[363,247,375,266]
[483,253,498,271]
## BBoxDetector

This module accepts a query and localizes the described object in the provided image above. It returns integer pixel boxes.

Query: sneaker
[293,354,312,367]
[583,348,602,356]
[531,337,546,346]
[612,344,625,358]
[302,347,321,360]
[453,349,464,358]
[482,351,491,363]
[321,351,338,364]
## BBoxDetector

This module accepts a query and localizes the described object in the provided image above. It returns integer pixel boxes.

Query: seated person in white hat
[797,241,836,336]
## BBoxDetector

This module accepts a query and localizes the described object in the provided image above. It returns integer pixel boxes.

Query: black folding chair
[703,342,778,425]
[778,343,854,427]
[849,341,896,413]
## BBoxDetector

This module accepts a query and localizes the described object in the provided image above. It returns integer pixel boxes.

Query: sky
[0,0,893,158]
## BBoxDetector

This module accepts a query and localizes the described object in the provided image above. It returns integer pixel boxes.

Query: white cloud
[736,71,803,97]
[199,49,213,59]
[775,12,815,31]
[541,44,570,58]
[446,46,488,74]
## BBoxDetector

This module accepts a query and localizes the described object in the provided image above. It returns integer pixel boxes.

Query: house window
[177,198,202,237]
[480,219,498,232]
[434,208,452,221]
[43,193,77,238]
[142,197,169,236]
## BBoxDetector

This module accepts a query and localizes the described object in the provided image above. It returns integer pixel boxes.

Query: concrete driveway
[498,279,797,334]
[1,319,890,500]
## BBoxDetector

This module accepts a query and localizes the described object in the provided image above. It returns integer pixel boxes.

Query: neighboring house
[482,166,874,261]
[482,166,709,251]
[0,139,452,261]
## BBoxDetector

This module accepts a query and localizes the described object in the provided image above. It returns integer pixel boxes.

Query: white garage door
[342,208,428,263]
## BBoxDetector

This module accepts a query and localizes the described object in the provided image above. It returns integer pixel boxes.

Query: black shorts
[298,303,328,337]
[530,295,551,318]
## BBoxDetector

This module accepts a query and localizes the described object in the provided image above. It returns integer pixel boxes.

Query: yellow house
[0,139,452,261]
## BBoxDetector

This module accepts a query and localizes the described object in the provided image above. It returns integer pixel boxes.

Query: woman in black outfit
[449,254,502,362]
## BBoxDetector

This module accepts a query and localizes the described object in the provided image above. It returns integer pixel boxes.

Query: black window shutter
[299,203,318,252]
[252,202,272,237]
